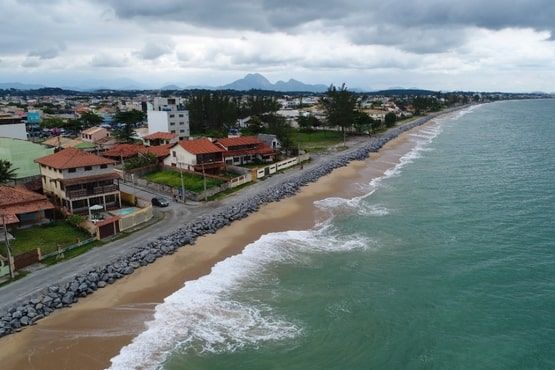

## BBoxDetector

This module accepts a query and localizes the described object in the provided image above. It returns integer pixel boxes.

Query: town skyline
[1,0,555,92]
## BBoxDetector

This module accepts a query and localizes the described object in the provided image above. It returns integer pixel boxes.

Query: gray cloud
[28,44,66,59]
[100,0,555,53]
[134,41,174,60]
[21,57,41,68]
[90,53,128,67]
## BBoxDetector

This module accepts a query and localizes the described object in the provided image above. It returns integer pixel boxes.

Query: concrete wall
[0,123,27,140]
[148,110,190,139]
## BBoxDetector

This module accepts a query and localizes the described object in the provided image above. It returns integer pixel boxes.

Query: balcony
[66,184,119,199]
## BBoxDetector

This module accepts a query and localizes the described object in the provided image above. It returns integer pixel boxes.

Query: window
[171,130,176,134]
[170,122,175,126]
[68,168,76,173]
[178,114,184,118]
[169,114,175,118]
[180,129,185,133]
[172,151,176,157]
[100,164,108,169]
[179,121,184,125]
[84,166,92,171]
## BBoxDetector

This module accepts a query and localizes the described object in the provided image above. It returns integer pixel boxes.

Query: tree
[353,111,374,134]
[40,117,65,128]
[266,115,294,154]
[384,112,397,128]
[321,84,357,133]
[114,110,145,143]
[246,116,264,134]
[0,160,17,184]
[80,111,103,128]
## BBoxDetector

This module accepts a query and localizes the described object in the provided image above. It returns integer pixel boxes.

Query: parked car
[151,197,169,207]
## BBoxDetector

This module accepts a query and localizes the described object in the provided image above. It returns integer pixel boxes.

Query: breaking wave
[108,223,371,370]
[315,122,443,214]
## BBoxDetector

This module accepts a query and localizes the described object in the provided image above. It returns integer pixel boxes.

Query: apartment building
[147,97,190,140]
[35,148,121,216]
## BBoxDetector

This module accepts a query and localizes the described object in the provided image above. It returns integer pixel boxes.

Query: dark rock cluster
[0,110,453,338]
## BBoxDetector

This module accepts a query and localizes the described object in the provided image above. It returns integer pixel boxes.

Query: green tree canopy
[114,110,145,143]
[80,111,103,128]
[0,160,17,184]
[384,112,397,128]
[320,84,357,133]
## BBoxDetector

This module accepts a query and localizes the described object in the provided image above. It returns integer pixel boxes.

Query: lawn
[9,221,92,256]
[144,170,224,193]
[292,130,344,152]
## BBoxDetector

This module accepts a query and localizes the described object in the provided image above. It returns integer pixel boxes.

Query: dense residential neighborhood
[0,84,548,306]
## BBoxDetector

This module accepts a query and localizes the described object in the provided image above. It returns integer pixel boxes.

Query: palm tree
[0,160,17,184]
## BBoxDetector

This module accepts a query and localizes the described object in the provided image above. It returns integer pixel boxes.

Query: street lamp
[178,161,185,203]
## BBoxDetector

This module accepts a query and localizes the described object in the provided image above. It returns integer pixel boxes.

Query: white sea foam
[315,122,443,214]
[108,224,371,370]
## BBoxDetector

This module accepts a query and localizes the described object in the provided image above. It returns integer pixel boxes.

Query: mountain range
[0,73,330,93]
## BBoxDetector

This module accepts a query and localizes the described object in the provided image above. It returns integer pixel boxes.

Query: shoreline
[0,110,457,369]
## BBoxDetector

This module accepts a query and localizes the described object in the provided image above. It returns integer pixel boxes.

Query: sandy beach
[0,120,438,370]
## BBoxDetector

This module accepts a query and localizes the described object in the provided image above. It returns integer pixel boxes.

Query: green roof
[0,138,54,179]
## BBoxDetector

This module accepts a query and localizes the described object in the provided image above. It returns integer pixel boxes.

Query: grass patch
[9,221,92,257]
[144,170,224,193]
[41,240,103,266]
[292,130,344,152]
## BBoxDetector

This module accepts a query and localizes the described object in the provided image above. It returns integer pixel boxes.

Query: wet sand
[0,121,438,370]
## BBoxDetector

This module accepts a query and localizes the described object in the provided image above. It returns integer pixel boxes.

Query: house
[0,186,55,229]
[147,98,190,140]
[81,126,110,143]
[214,136,276,166]
[164,139,225,174]
[0,113,27,140]
[257,133,281,151]
[35,148,121,216]
[102,143,171,163]
[142,131,177,146]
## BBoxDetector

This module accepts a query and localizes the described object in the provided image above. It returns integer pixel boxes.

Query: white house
[164,139,225,174]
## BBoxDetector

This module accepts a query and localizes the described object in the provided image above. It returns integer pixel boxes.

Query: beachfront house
[214,136,276,166]
[35,148,122,216]
[0,186,55,229]
[163,139,225,174]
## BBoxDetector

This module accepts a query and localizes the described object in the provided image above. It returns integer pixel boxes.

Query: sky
[1,0,554,92]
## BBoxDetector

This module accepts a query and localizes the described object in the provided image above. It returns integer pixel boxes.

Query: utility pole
[179,161,185,203]
[1,214,15,279]
[202,162,207,202]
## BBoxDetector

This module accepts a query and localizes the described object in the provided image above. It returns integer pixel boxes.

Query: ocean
[110,100,555,370]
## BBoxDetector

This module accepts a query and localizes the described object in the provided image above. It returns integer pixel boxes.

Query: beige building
[35,148,121,216]
[81,126,110,143]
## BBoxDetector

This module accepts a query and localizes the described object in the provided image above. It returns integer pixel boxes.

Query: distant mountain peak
[220,73,327,92]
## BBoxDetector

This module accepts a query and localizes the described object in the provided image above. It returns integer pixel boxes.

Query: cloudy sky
[1,0,554,91]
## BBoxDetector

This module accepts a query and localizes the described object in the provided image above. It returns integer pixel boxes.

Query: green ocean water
[109,100,555,370]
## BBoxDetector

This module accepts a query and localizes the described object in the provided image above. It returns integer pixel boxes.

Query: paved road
[0,109,458,311]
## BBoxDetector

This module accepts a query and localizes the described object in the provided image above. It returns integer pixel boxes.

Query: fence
[39,238,96,260]
[256,154,310,179]
[228,173,252,189]
[119,206,153,232]
[13,249,41,270]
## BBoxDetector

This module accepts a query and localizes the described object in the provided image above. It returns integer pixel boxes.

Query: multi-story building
[147,97,190,140]
[35,148,121,216]
[0,113,27,140]
[214,136,276,166]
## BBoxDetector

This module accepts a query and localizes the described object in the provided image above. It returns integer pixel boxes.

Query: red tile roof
[103,144,144,159]
[223,145,276,158]
[0,186,55,225]
[103,143,171,159]
[35,147,115,169]
[215,136,262,148]
[143,131,176,140]
[177,139,225,155]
